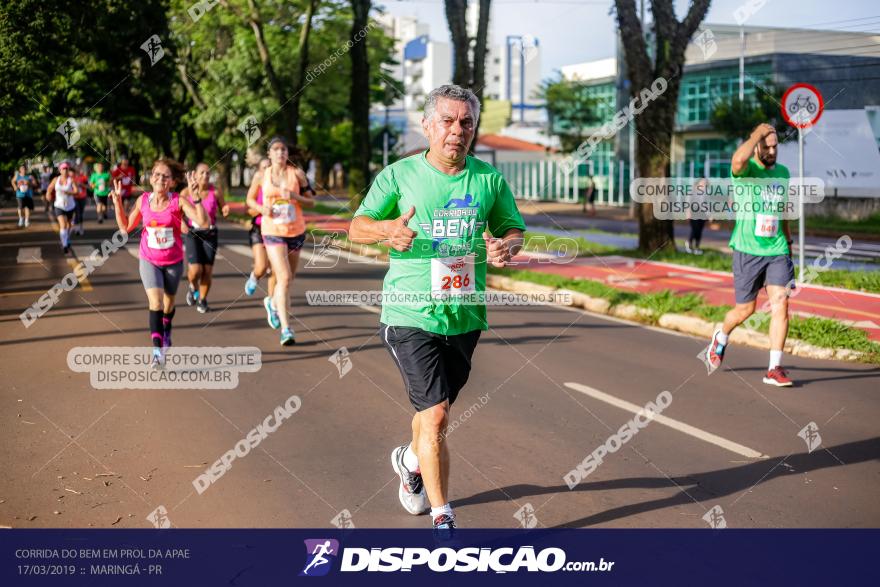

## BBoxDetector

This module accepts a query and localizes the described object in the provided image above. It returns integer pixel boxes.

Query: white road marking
[224,244,254,258]
[71,245,95,259]
[16,247,42,264]
[667,271,723,283]
[563,381,769,459]
[225,245,384,314]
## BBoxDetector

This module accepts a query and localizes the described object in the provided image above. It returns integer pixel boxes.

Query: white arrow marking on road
[564,382,769,459]
[17,247,42,264]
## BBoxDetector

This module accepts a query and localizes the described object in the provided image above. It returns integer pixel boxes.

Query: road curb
[488,274,868,364]
[314,231,868,364]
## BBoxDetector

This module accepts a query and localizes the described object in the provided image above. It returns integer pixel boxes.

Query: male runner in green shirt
[89,162,112,223]
[705,123,795,386]
[349,85,526,536]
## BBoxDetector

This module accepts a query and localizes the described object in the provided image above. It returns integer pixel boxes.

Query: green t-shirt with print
[89,171,111,196]
[729,157,790,257]
[354,151,526,335]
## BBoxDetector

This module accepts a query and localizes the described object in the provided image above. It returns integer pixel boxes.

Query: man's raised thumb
[399,206,416,224]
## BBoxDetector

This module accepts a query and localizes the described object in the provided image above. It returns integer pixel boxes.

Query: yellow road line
[66,259,93,292]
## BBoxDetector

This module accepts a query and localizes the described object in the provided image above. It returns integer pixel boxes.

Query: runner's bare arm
[292,168,316,208]
[180,171,210,227]
[46,178,56,203]
[246,171,267,216]
[112,180,142,233]
[732,123,775,175]
[215,188,230,217]
[350,207,416,251]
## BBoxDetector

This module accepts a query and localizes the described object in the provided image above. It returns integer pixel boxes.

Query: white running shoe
[391,444,429,515]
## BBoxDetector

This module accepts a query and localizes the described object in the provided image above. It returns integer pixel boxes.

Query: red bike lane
[515,254,880,342]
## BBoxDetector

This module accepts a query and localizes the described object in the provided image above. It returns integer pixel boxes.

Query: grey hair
[423,85,481,123]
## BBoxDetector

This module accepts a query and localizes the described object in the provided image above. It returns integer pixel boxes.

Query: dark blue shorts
[732,251,795,304]
[263,233,305,251]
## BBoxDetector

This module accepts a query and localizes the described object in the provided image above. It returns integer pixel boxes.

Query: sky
[375,0,880,80]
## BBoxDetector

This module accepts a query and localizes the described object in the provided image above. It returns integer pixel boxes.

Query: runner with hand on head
[705,122,795,386]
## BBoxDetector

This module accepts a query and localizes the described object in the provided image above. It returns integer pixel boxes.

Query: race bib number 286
[431,255,476,297]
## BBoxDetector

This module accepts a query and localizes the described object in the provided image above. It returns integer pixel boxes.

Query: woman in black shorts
[182,162,229,314]
[243,158,277,309]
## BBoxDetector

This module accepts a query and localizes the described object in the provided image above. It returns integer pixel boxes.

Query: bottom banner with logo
[2,529,875,585]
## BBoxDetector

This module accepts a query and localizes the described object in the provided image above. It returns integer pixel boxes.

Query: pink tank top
[138,192,184,266]
[187,185,218,229]
[254,188,263,226]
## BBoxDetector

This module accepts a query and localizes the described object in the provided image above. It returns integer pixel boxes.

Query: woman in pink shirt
[243,158,277,319]
[181,162,230,314]
[112,159,209,368]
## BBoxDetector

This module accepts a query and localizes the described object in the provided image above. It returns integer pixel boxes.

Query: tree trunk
[472,0,491,102]
[178,131,190,164]
[216,150,232,197]
[613,0,711,252]
[349,0,372,202]
[445,0,471,88]
[471,0,491,153]
[635,130,675,251]
[289,0,320,147]
[192,128,205,163]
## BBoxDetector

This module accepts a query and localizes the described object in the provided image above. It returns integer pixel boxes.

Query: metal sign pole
[798,126,805,281]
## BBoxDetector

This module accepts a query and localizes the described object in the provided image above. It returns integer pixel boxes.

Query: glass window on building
[683,138,737,178]
[677,63,772,126]
[583,82,617,125]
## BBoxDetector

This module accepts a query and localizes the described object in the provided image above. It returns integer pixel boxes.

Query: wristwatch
[192,198,202,205]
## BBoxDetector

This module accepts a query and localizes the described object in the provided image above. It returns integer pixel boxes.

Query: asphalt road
[1,210,878,530]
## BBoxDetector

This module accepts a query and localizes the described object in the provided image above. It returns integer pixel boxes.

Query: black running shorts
[248,221,263,247]
[380,323,481,412]
[185,228,218,265]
